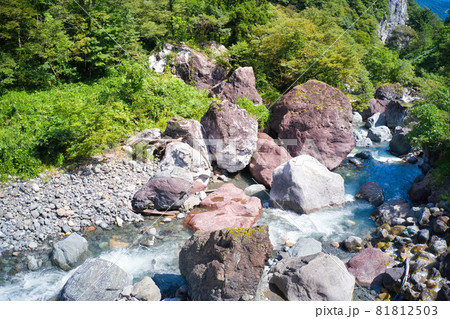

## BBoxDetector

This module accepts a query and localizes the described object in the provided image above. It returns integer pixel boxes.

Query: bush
[236,97,271,128]
[0,60,213,181]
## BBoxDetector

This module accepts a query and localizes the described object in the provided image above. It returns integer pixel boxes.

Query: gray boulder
[382,267,405,293]
[157,141,211,185]
[269,253,355,301]
[244,184,267,197]
[368,126,392,142]
[52,233,89,271]
[60,258,132,301]
[288,237,322,257]
[270,155,345,214]
[353,130,373,148]
[131,167,193,212]
[440,251,450,280]
[127,128,161,146]
[365,112,386,128]
[210,67,263,104]
[371,199,411,225]
[201,100,258,173]
[343,236,364,252]
[131,276,161,301]
[430,239,447,255]
[356,182,384,207]
[389,126,412,155]
[385,101,409,129]
[163,117,211,163]
[353,112,363,124]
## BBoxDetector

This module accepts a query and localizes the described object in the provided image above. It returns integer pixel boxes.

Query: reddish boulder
[179,225,273,300]
[183,183,262,232]
[347,248,394,286]
[210,67,263,104]
[249,133,291,187]
[359,99,388,121]
[269,80,355,170]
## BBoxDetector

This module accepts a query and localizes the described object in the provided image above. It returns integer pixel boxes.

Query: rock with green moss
[269,80,355,170]
[179,225,273,300]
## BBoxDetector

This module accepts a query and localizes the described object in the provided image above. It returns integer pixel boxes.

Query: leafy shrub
[236,97,271,128]
[0,60,213,181]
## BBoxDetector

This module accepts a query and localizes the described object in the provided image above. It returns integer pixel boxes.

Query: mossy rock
[390,225,406,236]
[411,245,427,254]
[376,242,392,250]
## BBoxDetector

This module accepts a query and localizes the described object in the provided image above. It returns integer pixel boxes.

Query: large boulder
[179,226,273,301]
[163,117,211,163]
[157,142,211,185]
[184,183,262,232]
[371,199,411,225]
[355,182,385,207]
[269,253,355,301]
[249,133,291,187]
[347,248,394,286]
[131,276,161,301]
[408,172,433,202]
[374,84,403,102]
[389,126,412,155]
[437,284,450,301]
[172,46,227,90]
[60,258,132,301]
[365,112,386,128]
[440,251,450,280]
[359,99,388,121]
[385,101,409,129]
[269,80,355,170]
[353,129,373,148]
[270,155,345,214]
[210,67,263,104]
[52,233,89,271]
[367,125,392,142]
[201,100,258,173]
[288,237,323,257]
[131,168,193,212]
[127,128,161,146]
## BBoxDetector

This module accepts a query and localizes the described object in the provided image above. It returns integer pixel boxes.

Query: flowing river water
[0,131,422,301]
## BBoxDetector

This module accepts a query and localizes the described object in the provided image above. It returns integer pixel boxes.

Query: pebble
[0,159,155,251]
[163,217,172,222]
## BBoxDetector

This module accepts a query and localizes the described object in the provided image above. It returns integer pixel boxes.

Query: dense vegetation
[0,0,448,184]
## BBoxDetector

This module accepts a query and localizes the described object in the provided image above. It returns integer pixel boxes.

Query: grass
[0,60,214,181]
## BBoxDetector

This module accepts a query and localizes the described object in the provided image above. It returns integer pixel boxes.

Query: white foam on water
[0,268,73,301]
[99,242,183,280]
[258,200,375,250]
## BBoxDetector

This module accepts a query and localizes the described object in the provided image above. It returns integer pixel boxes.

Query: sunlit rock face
[378,0,408,43]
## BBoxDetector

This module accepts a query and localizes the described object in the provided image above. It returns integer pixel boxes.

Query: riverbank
[0,154,156,254]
